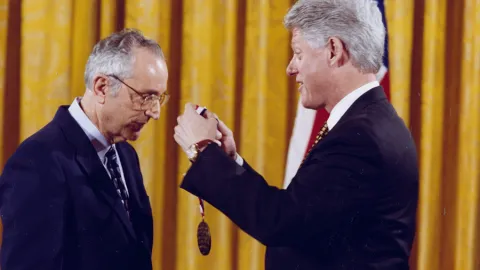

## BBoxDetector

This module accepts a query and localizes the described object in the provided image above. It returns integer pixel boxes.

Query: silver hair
[84,28,165,93]
[284,0,385,73]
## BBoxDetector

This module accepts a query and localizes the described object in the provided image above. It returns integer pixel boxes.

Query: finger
[184,103,196,115]
[206,112,220,123]
[203,110,215,119]
[213,140,222,147]
[177,115,184,125]
[174,125,189,143]
[173,134,188,150]
[216,130,222,140]
[174,125,186,137]
[173,133,182,145]
[217,119,232,136]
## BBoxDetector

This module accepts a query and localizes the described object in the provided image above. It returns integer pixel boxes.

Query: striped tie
[301,122,329,166]
[105,147,130,218]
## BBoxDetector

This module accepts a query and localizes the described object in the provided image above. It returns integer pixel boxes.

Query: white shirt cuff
[234,153,244,166]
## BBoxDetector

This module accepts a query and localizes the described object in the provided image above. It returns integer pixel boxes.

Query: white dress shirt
[68,98,129,195]
[234,80,379,167]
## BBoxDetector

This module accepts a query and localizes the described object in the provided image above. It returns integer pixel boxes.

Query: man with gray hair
[173,0,418,269]
[0,28,168,270]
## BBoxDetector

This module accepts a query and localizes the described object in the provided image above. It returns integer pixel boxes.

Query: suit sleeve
[180,125,380,248]
[0,141,67,270]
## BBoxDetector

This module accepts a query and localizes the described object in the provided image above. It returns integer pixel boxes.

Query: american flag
[283,0,391,188]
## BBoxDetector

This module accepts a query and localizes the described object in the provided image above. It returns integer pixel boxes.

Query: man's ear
[92,75,109,104]
[326,37,347,67]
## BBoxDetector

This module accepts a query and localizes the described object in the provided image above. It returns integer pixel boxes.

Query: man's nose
[286,60,297,76]
[145,102,160,120]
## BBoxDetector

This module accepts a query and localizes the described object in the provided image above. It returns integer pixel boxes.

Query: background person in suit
[0,28,168,270]
[173,0,418,269]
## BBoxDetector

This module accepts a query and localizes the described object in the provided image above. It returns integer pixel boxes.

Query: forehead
[132,49,167,74]
[291,28,307,47]
[130,48,168,92]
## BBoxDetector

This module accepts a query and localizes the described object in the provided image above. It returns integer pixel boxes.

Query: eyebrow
[144,89,160,95]
[145,87,168,96]
[291,46,301,52]
[291,42,300,50]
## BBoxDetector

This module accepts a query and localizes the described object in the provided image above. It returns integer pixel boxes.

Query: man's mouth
[131,122,145,131]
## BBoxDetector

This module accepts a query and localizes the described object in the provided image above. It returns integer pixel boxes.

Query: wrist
[186,139,214,162]
[199,145,209,152]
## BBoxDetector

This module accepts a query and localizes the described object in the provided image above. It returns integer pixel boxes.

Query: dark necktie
[301,122,329,166]
[105,146,130,218]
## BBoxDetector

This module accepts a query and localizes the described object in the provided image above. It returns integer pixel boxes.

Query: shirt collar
[327,81,379,130]
[68,97,112,160]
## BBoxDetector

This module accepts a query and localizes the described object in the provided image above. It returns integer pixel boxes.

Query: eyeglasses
[107,74,169,110]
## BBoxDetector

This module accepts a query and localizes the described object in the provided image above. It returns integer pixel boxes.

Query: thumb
[216,130,223,140]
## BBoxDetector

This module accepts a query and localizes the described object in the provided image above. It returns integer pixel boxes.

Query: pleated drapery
[1,1,480,269]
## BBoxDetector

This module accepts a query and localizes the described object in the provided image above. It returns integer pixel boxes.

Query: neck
[324,72,376,112]
[80,95,114,145]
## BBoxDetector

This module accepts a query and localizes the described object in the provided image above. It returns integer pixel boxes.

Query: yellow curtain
[0,0,8,169]
[237,0,292,269]
[387,0,480,270]
[0,0,8,248]
[454,0,480,269]
[175,1,242,269]
[1,1,480,270]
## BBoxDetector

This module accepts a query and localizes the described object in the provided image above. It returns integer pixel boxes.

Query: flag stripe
[283,102,316,188]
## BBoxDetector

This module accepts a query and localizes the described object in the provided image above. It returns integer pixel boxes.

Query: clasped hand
[174,103,237,158]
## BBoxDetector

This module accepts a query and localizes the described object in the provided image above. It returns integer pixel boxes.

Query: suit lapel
[336,86,388,127]
[55,106,137,240]
[298,86,388,168]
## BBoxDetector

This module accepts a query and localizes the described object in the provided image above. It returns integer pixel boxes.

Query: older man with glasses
[0,28,167,270]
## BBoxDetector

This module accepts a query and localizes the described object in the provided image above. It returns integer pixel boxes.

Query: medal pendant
[197,220,211,255]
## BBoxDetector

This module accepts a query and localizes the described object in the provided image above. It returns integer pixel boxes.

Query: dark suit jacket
[181,86,418,270]
[0,106,153,270]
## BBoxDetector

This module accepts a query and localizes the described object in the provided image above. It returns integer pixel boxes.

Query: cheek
[300,61,318,86]
[104,104,133,128]
[309,58,328,80]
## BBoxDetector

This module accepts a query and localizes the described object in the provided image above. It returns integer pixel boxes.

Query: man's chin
[301,99,325,111]
[300,98,315,110]
[121,129,141,142]
[127,132,141,141]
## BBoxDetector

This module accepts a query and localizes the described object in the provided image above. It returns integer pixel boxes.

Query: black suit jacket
[0,106,153,270]
[181,86,418,270]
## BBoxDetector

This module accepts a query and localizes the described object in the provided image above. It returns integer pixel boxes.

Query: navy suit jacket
[180,86,419,270]
[0,106,153,270]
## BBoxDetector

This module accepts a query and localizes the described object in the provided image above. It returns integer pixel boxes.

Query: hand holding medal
[176,104,235,256]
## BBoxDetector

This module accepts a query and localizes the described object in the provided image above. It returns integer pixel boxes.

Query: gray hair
[84,28,165,92]
[284,0,385,73]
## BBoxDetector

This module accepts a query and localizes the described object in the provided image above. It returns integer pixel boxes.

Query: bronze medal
[196,197,211,255]
[197,219,211,255]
